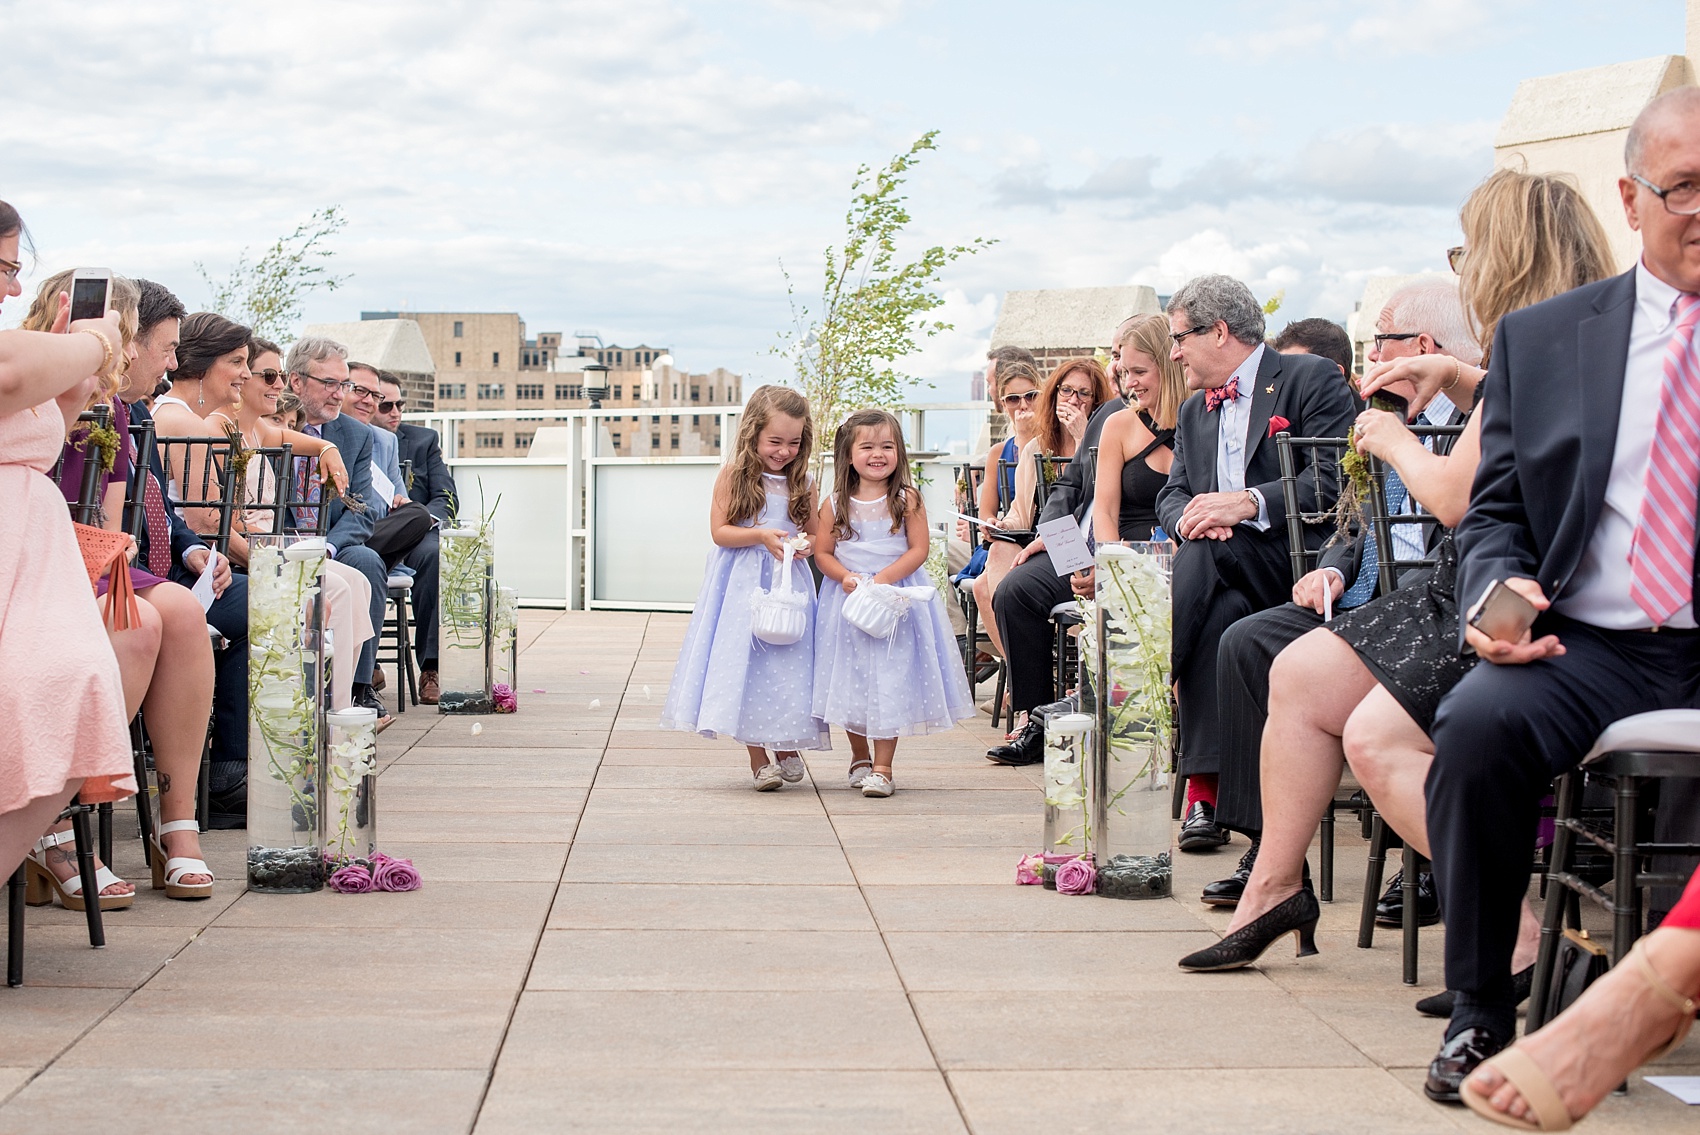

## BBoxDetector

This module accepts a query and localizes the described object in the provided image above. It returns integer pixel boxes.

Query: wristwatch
[1244,489,1259,517]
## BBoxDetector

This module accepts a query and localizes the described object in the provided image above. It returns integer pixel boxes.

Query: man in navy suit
[379,373,457,703]
[1423,88,1700,1104]
[1155,275,1357,851]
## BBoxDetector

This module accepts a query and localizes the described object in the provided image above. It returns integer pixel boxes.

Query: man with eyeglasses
[286,336,391,724]
[384,375,459,703]
[1155,274,1357,851]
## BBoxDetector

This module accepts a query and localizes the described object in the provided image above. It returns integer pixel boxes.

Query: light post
[583,362,609,410]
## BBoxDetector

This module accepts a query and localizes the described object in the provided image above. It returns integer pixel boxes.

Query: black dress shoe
[1177,801,1230,851]
[1423,1026,1505,1102]
[1177,887,1320,971]
[986,718,1044,765]
[1202,840,1259,906]
[1375,869,1441,927]
[1414,965,1536,1019]
[206,776,247,830]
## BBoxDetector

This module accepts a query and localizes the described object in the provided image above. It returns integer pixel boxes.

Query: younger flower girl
[813,409,975,796]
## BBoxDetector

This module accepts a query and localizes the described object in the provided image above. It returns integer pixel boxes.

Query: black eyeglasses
[254,369,285,386]
[379,399,407,413]
[1447,246,1466,274]
[348,383,382,401]
[1632,172,1700,217]
[1373,332,1444,350]
[1170,324,1211,345]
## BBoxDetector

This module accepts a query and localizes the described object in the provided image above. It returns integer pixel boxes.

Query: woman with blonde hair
[1178,169,1615,980]
[1092,314,1189,545]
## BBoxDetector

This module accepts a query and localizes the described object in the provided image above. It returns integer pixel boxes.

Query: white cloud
[764,0,913,33]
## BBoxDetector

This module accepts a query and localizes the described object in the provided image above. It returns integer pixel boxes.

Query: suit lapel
[1242,346,1283,467]
[1188,397,1218,492]
[1576,272,1637,548]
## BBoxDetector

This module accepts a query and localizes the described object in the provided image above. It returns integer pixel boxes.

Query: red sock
[1185,775,1218,809]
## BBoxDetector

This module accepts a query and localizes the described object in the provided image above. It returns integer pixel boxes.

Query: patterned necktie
[292,424,323,531]
[1205,376,1240,413]
[1629,293,1700,624]
[133,433,173,577]
[1341,466,1409,608]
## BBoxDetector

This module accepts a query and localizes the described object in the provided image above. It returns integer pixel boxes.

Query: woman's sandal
[149,818,214,900]
[1460,938,1697,1131]
[23,830,135,912]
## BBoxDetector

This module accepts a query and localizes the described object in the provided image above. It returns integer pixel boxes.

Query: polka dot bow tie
[1205,377,1240,412]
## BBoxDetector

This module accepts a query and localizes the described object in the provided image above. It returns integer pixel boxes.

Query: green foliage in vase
[199,206,348,342]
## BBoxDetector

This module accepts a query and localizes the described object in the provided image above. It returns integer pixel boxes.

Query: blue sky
[1,0,1683,397]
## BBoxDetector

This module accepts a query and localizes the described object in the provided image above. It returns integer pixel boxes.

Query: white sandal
[24,829,134,912]
[150,819,214,900]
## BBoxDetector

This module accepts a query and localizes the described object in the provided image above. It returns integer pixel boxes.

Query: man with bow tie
[1156,274,1357,850]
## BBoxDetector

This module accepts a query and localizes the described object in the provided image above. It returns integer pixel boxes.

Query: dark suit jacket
[125,398,208,571]
[1156,347,1358,543]
[397,422,457,523]
[1037,397,1127,527]
[316,413,376,553]
[1455,269,1679,630]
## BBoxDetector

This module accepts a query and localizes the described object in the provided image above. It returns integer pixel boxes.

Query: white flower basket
[750,542,809,646]
[842,580,936,640]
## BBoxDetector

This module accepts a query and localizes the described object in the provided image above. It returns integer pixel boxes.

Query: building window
[477,383,505,400]
[650,435,660,450]
[670,435,680,450]
[555,383,584,400]
[670,415,679,425]
[691,386,700,402]
[613,385,623,400]
[514,432,534,453]
[692,415,700,426]
[438,382,466,401]
[454,351,462,367]
[516,383,543,400]
[475,431,503,450]
[453,321,463,338]
[611,434,622,449]
[492,352,500,367]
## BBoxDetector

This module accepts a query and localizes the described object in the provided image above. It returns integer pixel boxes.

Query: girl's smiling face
[242,350,283,415]
[1117,344,1161,410]
[850,422,899,486]
[756,411,805,473]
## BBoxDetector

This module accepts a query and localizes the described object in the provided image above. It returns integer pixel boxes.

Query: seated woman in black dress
[1091,313,1188,546]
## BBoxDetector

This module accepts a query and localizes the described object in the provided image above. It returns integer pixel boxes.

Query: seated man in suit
[1155,274,1357,851]
[377,371,453,705]
[1204,280,1478,907]
[285,336,390,724]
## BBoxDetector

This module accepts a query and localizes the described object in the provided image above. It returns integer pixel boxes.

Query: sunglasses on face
[379,399,407,414]
[1001,390,1039,407]
[254,369,285,386]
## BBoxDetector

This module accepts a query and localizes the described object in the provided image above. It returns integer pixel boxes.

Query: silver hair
[285,335,348,375]
[1625,87,1700,174]
[1166,274,1265,345]
[1383,279,1482,367]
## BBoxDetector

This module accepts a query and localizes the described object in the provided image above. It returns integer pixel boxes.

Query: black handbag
[1541,928,1609,1024]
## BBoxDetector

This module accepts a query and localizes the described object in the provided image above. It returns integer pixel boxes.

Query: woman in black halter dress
[1091,314,1191,548]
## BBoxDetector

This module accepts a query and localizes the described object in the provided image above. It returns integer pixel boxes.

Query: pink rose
[1016,853,1045,885]
[327,863,374,893]
[373,855,422,892]
[1054,856,1097,896]
[492,683,518,713]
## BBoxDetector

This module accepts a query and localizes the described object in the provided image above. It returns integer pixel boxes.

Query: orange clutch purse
[72,521,141,632]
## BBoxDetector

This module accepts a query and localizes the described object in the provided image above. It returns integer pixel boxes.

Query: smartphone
[68,268,113,322]
[1369,391,1410,421]
[1467,579,1539,643]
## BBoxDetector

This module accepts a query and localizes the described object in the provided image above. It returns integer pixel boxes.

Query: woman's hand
[1352,408,1424,463]
[842,573,864,594]
[316,448,350,497]
[123,534,138,565]
[1360,354,1478,415]
[759,528,789,559]
[1057,400,1088,445]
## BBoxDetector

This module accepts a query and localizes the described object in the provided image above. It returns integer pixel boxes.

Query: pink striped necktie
[1629,292,1700,624]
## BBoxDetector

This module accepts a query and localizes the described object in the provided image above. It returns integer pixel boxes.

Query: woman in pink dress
[0,200,136,883]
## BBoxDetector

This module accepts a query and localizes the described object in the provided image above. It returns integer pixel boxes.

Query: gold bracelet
[76,328,113,377]
[1441,356,1462,392]
[319,443,338,454]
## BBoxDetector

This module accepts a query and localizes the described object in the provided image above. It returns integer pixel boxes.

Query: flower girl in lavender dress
[813,410,976,797]
[661,385,828,790]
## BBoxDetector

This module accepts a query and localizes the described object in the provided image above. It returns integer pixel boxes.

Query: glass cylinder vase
[438,523,495,713]
[1088,541,1176,899]
[246,534,329,893]
[492,585,519,712]
[1042,712,1094,859]
[324,706,378,866]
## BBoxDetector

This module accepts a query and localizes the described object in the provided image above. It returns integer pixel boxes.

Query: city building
[359,312,742,456]
[301,318,437,411]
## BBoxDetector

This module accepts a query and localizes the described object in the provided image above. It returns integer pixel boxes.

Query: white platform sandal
[150,819,214,900]
[24,829,134,912]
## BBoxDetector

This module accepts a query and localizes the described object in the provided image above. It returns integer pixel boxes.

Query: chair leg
[1359,813,1391,949]
[400,596,418,707]
[132,722,155,869]
[68,807,104,949]
[1319,802,1336,903]
[1402,845,1421,985]
[97,802,114,867]
[389,596,406,715]
[195,714,214,831]
[1528,772,1578,1033]
[7,863,25,986]
[1611,775,1640,967]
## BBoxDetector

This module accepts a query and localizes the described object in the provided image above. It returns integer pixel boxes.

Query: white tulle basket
[842,579,937,640]
[750,542,809,646]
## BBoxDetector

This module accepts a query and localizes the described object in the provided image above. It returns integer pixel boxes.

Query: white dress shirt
[1214,343,1270,529]
[1555,260,1696,629]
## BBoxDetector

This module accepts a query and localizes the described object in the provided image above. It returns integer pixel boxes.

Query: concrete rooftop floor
[2,609,1695,1134]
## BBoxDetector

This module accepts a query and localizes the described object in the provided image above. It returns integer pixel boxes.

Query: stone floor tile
[862,885,1212,933]
[528,929,898,991]
[375,840,570,883]
[547,883,872,931]
[829,815,1043,847]
[0,987,129,1067]
[841,844,1039,885]
[820,789,1040,816]
[570,809,840,845]
[0,926,193,989]
[886,930,1226,992]
[380,807,583,843]
[211,881,558,930]
[475,1069,967,1134]
[498,991,936,1071]
[0,1069,29,1107]
[578,787,828,815]
[561,842,855,885]
[381,787,595,813]
[142,927,538,991]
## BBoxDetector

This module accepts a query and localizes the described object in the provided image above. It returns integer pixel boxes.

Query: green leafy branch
[199,206,349,342]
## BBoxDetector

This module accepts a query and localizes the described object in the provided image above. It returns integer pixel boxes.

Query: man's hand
[1070,566,1095,598]
[182,546,232,597]
[1464,577,1564,665]
[1177,491,1257,540]
[392,493,409,509]
[1292,568,1344,614]
[1012,537,1045,567]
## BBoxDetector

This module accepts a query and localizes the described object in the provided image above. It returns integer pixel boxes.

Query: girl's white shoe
[777,755,806,783]
[847,762,873,789]
[860,772,894,798]
[753,764,785,792]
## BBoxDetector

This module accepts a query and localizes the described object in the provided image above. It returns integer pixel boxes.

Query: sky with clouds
[1,0,1683,397]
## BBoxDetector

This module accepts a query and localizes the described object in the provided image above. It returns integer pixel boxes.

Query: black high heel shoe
[1177,887,1320,972]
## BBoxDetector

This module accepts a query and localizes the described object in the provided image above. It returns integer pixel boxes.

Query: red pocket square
[1267,416,1291,437]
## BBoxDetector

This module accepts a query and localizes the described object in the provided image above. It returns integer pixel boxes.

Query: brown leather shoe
[419,670,440,705]
[371,667,387,693]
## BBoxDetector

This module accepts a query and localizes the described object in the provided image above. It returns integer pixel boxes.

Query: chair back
[1363,423,1466,596]
[282,450,334,537]
[400,457,414,496]
[1033,452,1072,512]
[241,446,296,537]
[154,435,240,554]
[53,405,114,526]
[1275,433,1351,585]
[955,461,985,521]
[123,417,157,541]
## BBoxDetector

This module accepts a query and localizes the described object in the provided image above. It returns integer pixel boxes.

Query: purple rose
[1055,856,1097,896]
[373,855,422,892]
[1016,854,1045,886]
[327,863,374,893]
[492,683,518,713]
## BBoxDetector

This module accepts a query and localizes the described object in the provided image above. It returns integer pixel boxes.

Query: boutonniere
[1267,415,1291,438]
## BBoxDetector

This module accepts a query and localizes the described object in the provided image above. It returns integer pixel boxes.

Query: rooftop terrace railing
[402,403,992,611]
